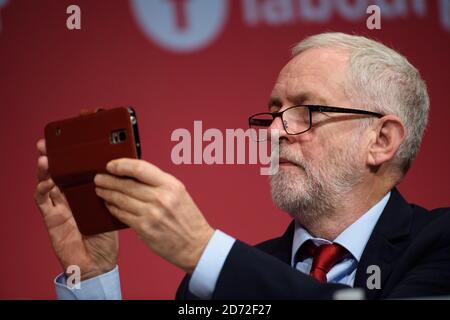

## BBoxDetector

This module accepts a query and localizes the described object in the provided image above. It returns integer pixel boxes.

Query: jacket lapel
[260,220,295,265]
[263,188,413,299]
[354,188,413,299]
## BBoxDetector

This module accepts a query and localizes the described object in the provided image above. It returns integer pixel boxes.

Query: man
[35,33,450,299]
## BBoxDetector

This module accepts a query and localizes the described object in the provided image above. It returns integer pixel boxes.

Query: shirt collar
[291,192,391,266]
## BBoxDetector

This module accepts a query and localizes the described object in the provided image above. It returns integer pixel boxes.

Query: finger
[37,139,47,156]
[34,179,55,211]
[106,159,169,186]
[95,187,148,216]
[49,185,69,207]
[94,173,156,202]
[37,155,50,181]
[104,202,137,228]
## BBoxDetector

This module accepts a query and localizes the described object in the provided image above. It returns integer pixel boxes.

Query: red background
[0,0,449,299]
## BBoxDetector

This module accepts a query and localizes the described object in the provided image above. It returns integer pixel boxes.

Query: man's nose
[269,116,283,130]
[268,116,288,140]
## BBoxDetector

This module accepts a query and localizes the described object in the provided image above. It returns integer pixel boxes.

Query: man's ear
[367,115,405,167]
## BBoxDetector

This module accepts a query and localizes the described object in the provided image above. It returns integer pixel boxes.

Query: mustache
[272,147,306,170]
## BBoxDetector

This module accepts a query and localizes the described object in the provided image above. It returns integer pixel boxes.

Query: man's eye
[312,112,328,121]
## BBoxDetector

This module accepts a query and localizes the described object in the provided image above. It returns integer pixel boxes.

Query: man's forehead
[278,48,349,83]
[270,47,350,105]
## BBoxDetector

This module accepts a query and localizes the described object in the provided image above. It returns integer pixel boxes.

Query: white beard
[269,135,365,225]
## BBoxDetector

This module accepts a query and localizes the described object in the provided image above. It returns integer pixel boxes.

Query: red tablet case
[44,107,139,235]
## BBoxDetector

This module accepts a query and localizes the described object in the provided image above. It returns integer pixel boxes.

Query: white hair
[292,32,430,173]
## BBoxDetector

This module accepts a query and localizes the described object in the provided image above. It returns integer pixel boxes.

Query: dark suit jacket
[176,188,450,299]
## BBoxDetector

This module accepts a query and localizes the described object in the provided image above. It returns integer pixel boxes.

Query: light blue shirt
[292,191,390,286]
[55,265,122,299]
[55,192,390,300]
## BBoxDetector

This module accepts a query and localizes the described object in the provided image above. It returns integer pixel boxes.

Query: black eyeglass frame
[248,105,384,136]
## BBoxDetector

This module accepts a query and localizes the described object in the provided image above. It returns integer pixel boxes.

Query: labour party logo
[130,0,229,53]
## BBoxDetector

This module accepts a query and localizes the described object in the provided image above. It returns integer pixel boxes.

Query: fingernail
[94,174,103,184]
[106,161,115,172]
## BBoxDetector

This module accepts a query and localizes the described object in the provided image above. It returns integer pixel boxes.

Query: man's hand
[93,159,214,274]
[34,139,118,281]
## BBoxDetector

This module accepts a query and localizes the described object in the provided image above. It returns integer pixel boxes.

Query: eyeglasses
[248,105,384,141]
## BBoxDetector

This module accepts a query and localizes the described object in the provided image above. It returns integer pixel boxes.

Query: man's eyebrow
[267,92,328,110]
[288,92,328,105]
[267,97,282,110]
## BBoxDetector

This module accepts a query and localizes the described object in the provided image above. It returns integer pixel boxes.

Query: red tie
[299,240,348,283]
